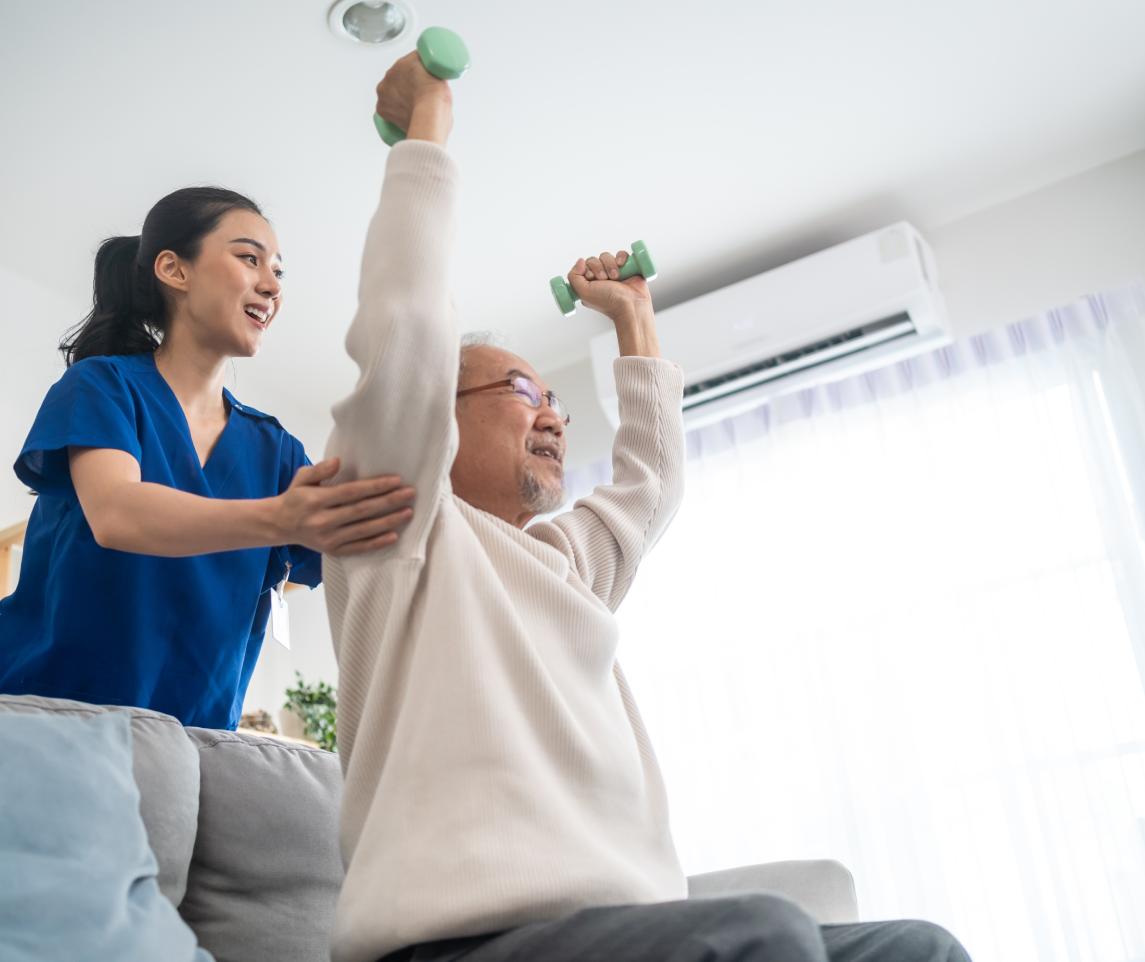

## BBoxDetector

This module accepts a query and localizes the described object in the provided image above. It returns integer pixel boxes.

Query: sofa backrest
[178,726,344,962]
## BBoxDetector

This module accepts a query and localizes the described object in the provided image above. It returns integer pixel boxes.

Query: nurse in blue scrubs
[0,186,415,729]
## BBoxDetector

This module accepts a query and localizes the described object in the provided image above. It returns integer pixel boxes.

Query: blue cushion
[0,711,213,962]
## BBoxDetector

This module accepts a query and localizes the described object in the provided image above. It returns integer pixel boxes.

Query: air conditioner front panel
[654,225,936,381]
[590,222,949,429]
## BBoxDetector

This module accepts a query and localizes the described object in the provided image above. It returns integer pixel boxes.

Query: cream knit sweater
[323,141,687,962]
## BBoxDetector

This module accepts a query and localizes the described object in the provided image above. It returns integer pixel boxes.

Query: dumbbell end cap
[374,113,406,145]
[630,240,657,281]
[418,27,471,80]
[549,276,578,316]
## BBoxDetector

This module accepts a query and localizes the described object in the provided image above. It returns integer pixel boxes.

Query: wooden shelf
[1,520,26,599]
[0,520,25,548]
[236,727,320,749]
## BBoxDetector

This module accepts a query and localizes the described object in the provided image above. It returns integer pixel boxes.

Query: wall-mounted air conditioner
[591,222,950,430]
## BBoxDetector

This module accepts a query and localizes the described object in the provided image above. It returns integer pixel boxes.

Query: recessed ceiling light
[328,0,414,45]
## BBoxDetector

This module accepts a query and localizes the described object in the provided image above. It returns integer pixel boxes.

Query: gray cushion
[178,728,344,962]
[0,711,212,961]
[687,858,859,924]
[0,693,200,907]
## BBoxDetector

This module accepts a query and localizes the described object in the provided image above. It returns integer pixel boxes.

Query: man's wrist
[611,302,653,328]
[613,305,661,358]
[407,90,453,145]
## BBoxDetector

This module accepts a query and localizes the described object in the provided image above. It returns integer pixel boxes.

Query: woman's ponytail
[59,186,263,367]
[60,235,162,366]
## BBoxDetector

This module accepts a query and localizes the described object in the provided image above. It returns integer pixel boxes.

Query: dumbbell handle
[613,257,645,283]
[375,27,470,145]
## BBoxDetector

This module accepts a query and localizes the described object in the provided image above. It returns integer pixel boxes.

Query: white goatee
[520,464,565,514]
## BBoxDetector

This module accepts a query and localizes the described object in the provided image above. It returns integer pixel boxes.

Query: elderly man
[322,52,972,962]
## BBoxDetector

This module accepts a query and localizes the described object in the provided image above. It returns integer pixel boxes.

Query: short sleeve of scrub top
[0,353,323,729]
[14,354,143,495]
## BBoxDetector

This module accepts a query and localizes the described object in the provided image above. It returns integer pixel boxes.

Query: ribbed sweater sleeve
[324,141,460,563]
[530,356,685,611]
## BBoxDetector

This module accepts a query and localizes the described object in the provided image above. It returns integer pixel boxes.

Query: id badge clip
[271,561,292,650]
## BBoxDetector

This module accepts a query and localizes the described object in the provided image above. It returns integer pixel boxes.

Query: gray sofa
[0,693,858,961]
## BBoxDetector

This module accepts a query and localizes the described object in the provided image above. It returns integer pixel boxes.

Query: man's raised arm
[531,254,686,610]
[325,55,460,563]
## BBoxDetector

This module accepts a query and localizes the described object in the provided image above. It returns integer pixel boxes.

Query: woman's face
[157,208,284,358]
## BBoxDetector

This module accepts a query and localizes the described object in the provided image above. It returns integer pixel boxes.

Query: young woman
[0,187,415,729]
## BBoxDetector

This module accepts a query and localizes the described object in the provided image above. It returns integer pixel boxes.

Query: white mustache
[527,440,564,462]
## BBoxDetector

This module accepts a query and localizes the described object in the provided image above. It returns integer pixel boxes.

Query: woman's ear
[153,250,189,293]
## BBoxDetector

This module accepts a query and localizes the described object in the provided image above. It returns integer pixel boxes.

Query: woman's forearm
[72,446,414,560]
[92,481,281,557]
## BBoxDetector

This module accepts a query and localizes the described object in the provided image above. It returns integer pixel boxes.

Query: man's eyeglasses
[457,375,571,425]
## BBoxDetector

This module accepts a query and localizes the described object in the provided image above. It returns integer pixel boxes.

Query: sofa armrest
[687,859,859,924]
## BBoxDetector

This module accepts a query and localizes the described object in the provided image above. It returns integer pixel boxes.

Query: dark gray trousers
[378,894,972,962]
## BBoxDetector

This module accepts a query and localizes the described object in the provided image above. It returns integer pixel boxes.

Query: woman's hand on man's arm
[68,447,415,558]
[272,457,415,555]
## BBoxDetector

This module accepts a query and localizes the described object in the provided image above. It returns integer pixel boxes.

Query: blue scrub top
[0,353,322,729]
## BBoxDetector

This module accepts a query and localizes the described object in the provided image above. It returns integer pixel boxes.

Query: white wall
[0,265,79,527]
[930,148,1145,340]
[547,148,1145,471]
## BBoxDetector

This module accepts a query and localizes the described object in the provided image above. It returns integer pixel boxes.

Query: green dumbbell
[374,27,470,145]
[549,241,657,317]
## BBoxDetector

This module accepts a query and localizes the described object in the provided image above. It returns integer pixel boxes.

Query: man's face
[451,345,567,526]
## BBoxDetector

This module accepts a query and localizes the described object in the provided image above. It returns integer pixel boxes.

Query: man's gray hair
[458,330,506,387]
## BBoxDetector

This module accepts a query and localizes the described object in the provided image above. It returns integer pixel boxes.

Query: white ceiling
[3,0,1145,431]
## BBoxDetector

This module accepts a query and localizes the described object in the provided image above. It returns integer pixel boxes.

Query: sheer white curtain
[567,282,1145,962]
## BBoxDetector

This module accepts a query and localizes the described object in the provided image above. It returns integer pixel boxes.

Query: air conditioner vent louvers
[682,312,914,408]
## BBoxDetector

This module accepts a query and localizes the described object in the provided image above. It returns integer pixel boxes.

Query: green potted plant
[283,672,337,752]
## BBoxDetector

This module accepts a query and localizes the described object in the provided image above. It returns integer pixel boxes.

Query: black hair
[59,187,263,366]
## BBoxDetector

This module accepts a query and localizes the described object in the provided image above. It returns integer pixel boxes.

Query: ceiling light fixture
[327,0,414,45]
